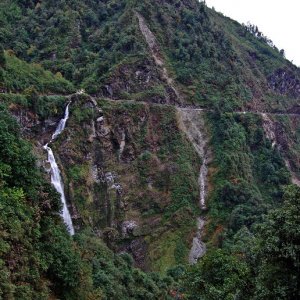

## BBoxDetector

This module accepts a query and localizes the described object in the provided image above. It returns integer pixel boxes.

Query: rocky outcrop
[99,58,174,104]
[268,68,300,98]
[188,218,206,264]
[261,113,300,187]
[46,97,199,270]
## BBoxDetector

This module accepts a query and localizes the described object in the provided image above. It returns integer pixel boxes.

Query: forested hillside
[0,0,299,299]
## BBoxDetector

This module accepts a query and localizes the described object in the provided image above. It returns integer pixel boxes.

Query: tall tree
[254,185,300,299]
[0,45,6,68]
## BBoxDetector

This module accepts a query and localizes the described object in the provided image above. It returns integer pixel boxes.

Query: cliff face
[49,96,201,272]
[1,0,300,284]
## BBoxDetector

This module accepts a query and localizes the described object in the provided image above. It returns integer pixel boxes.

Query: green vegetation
[56,98,200,272]
[208,112,289,238]
[182,185,300,300]
[0,0,147,94]
[0,105,175,299]
[1,0,300,110]
[0,51,74,93]
[0,0,299,298]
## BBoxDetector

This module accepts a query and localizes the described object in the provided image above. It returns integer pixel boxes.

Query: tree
[0,45,6,68]
[254,185,300,299]
[183,249,250,299]
[280,49,285,57]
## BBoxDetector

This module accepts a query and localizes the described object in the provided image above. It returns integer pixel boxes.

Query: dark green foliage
[0,105,80,299]
[183,249,250,300]
[1,0,299,110]
[0,0,146,93]
[254,185,300,299]
[208,112,290,238]
[0,104,41,196]
[75,231,174,300]
[0,45,5,67]
[153,106,200,216]
[183,186,300,300]
[0,0,299,298]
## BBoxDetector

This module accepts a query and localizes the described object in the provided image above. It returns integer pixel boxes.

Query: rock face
[122,220,138,238]
[46,95,200,271]
[188,218,206,264]
[261,113,300,187]
[268,68,300,98]
[99,58,173,103]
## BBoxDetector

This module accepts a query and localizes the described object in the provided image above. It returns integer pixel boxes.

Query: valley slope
[0,0,300,299]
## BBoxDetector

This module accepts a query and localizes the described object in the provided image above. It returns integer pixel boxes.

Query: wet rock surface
[189,218,207,264]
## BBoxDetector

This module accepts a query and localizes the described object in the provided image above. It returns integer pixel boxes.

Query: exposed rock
[92,165,100,183]
[119,130,126,160]
[177,108,210,209]
[88,120,96,143]
[120,237,148,270]
[261,113,277,148]
[268,68,300,98]
[122,220,138,238]
[97,116,104,122]
[189,218,207,264]
[261,113,300,187]
[105,172,117,185]
[99,58,170,104]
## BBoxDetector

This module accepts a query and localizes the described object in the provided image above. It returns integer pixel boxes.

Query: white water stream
[44,103,75,235]
[177,109,208,264]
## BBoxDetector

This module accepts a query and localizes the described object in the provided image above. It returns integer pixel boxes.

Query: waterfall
[51,102,70,140]
[44,102,75,235]
[177,109,208,263]
[178,109,208,209]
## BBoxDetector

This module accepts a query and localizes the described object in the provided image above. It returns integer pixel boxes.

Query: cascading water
[44,102,75,235]
[177,109,208,264]
[51,102,70,140]
[178,109,208,210]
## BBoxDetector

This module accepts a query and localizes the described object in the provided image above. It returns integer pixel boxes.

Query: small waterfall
[178,109,208,210]
[177,109,209,263]
[44,102,75,235]
[51,102,70,140]
[199,158,208,210]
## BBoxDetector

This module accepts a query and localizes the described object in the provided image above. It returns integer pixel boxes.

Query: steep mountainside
[2,0,300,110]
[1,0,300,299]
